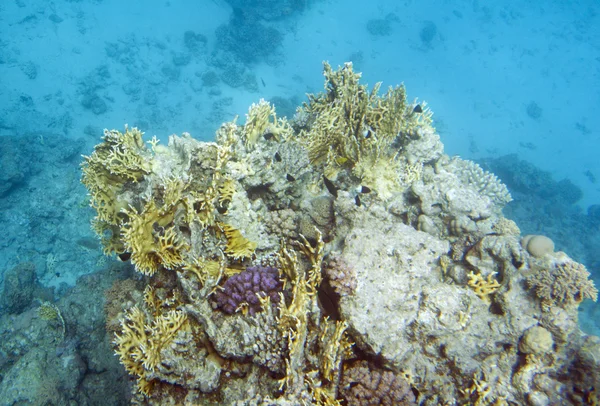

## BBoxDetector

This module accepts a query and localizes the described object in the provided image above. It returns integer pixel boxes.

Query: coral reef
[80,63,599,405]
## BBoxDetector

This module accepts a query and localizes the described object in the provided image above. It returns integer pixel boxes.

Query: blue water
[0,0,599,402]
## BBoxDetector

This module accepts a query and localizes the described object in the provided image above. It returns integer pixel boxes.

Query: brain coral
[212,265,283,315]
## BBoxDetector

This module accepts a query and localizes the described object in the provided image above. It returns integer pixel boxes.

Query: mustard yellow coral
[243,99,292,148]
[218,178,236,206]
[219,223,257,260]
[299,62,432,187]
[121,200,188,275]
[81,127,151,225]
[467,271,501,302]
[113,306,188,396]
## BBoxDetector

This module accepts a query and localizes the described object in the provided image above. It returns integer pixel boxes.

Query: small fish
[360,185,371,194]
[413,104,423,113]
[323,175,338,198]
[261,77,266,87]
[354,195,361,206]
[286,174,296,182]
[264,132,275,140]
[364,129,373,139]
[274,152,282,162]
[118,252,132,262]
[336,157,349,165]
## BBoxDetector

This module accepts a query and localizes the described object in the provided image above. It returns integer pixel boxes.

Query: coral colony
[213,265,283,315]
[82,63,598,405]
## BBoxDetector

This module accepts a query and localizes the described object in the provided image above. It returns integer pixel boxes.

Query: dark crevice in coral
[317,278,341,320]
[246,184,272,202]
[488,300,505,316]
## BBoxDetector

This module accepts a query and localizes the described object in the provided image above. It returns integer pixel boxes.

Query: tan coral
[526,259,598,310]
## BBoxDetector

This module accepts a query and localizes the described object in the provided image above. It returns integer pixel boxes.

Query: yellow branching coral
[215,119,240,149]
[299,62,432,187]
[276,244,312,391]
[276,231,326,393]
[162,176,188,208]
[183,142,231,228]
[244,99,274,147]
[121,200,188,275]
[183,257,222,285]
[243,99,292,148]
[402,161,423,184]
[85,127,151,181]
[114,307,147,377]
[218,178,236,206]
[467,271,501,302]
[182,256,241,286]
[184,189,217,228]
[143,285,162,318]
[293,231,325,295]
[113,306,188,396]
[318,318,352,382]
[81,127,152,225]
[306,372,342,406]
[461,372,493,406]
[91,218,125,256]
[219,223,257,260]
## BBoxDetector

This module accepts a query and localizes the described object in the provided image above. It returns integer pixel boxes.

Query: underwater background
[0,0,599,404]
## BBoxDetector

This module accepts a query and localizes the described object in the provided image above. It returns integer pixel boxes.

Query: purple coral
[213,265,283,315]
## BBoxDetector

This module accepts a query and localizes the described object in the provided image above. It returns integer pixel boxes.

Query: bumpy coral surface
[340,361,415,406]
[212,265,283,315]
[81,63,599,405]
[526,257,598,309]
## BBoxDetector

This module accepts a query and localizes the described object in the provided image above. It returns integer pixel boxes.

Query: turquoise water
[0,0,598,403]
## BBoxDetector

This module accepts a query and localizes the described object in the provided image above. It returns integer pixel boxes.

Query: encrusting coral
[81,62,599,405]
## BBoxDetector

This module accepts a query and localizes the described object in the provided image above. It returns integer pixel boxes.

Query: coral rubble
[82,63,599,405]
